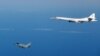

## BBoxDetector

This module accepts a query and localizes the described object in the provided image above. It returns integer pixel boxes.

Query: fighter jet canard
[16,42,31,48]
[54,13,98,23]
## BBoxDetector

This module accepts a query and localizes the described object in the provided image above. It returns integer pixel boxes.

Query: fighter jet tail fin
[27,42,31,46]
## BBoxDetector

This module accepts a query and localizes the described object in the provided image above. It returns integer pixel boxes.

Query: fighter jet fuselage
[16,42,31,48]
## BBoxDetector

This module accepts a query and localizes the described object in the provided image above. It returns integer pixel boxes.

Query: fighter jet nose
[16,42,20,44]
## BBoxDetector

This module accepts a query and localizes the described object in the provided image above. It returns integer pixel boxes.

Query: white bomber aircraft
[55,13,97,23]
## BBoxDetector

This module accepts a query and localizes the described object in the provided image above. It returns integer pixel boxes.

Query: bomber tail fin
[88,13,96,20]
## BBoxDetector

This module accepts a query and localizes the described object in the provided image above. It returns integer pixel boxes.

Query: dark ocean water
[0,8,100,56]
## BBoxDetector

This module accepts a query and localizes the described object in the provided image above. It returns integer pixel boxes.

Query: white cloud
[0,28,14,31]
[32,28,89,33]
[32,28,53,31]
[60,30,88,33]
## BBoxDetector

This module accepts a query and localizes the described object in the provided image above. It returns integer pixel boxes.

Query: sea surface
[0,0,100,56]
